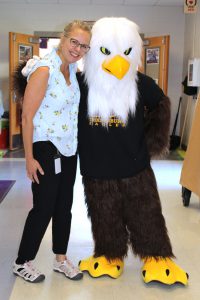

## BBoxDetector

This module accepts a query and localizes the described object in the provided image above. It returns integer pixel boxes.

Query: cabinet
[180,92,200,204]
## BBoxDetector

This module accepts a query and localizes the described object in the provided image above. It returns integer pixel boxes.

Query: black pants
[17,141,77,263]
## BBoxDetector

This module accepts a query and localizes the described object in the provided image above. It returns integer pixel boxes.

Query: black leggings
[16,141,77,264]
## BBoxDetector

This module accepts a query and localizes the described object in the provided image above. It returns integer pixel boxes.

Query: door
[139,35,170,95]
[9,32,39,150]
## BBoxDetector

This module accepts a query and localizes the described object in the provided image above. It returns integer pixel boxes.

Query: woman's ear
[59,33,65,47]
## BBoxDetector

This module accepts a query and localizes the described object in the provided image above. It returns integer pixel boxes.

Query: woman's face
[60,28,91,64]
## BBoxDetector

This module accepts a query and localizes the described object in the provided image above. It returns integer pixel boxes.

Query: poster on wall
[19,45,33,63]
[146,48,159,64]
[184,0,198,13]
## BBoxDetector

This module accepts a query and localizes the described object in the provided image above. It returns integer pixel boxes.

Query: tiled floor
[0,158,200,300]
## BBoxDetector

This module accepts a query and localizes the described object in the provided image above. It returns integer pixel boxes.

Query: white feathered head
[83,17,142,125]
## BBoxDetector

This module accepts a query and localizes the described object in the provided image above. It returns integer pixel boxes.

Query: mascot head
[83,17,142,125]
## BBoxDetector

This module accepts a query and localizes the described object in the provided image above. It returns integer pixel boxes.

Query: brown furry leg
[83,177,128,260]
[121,166,174,259]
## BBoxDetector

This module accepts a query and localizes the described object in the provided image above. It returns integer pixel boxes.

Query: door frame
[140,35,170,95]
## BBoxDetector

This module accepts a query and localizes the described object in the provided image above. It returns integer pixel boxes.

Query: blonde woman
[13,20,91,283]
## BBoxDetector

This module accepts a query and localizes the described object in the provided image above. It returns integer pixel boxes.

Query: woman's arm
[22,66,49,183]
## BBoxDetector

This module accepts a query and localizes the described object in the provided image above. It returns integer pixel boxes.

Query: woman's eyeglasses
[69,38,90,53]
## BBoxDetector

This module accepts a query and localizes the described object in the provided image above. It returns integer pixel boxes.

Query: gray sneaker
[53,258,83,280]
[13,261,45,283]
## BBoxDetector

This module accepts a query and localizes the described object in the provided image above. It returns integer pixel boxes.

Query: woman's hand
[26,157,44,184]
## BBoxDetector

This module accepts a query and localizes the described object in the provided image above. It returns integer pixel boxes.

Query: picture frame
[84,21,95,28]
[146,48,159,65]
[18,44,33,63]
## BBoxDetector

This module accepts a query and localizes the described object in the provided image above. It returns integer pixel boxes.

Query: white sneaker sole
[13,270,45,283]
[53,268,83,281]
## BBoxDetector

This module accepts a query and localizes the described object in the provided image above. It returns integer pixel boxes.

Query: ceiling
[0,0,184,6]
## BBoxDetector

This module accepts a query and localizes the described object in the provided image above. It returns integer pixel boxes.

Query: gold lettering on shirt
[89,116,126,127]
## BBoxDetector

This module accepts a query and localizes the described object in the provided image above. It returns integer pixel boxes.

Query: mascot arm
[12,61,27,100]
[13,56,41,100]
[144,95,171,158]
[138,72,171,158]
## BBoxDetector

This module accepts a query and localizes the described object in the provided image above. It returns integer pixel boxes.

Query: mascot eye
[124,48,132,55]
[100,47,111,55]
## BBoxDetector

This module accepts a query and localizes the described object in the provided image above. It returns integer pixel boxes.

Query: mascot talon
[79,256,124,279]
[142,257,188,285]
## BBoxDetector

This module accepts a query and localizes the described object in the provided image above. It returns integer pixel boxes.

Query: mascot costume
[77,17,188,285]
[13,17,188,285]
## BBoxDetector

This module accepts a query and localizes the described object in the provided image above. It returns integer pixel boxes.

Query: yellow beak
[102,55,130,80]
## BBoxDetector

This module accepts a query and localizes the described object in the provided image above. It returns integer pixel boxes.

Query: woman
[13,20,91,283]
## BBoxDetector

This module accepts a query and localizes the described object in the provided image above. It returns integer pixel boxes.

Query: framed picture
[84,20,94,28]
[18,45,33,63]
[146,48,159,65]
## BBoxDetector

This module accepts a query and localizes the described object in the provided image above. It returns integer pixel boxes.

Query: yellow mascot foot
[79,256,124,278]
[142,257,189,285]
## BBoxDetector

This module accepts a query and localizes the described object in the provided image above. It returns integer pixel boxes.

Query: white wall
[0,3,185,133]
[181,6,200,146]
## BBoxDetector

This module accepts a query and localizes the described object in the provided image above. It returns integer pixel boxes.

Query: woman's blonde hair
[58,20,91,50]
[63,20,92,37]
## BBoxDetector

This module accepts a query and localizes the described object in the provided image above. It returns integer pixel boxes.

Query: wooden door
[9,32,39,150]
[139,35,170,95]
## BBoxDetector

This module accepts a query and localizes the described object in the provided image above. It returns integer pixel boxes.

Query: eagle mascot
[77,17,188,285]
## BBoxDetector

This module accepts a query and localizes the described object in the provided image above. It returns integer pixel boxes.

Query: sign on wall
[184,0,198,14]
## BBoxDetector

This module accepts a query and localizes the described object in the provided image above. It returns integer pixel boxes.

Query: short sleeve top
[27,47,80,156]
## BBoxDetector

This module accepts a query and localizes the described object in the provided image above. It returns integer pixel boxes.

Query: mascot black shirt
[77,72,165,179]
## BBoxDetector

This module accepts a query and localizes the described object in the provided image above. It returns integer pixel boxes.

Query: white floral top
[26,48,80,156]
